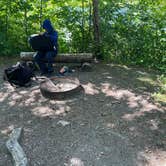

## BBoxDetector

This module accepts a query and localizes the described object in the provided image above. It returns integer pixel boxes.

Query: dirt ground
[0,58,165,166]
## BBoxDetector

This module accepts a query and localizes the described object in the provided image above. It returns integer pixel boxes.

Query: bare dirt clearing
[0,58,165,166]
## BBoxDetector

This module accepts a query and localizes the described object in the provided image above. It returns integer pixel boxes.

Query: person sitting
[34,19,58,76]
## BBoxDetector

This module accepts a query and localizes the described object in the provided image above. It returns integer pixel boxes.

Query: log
[20,52,93,63]
[6,128,28,166]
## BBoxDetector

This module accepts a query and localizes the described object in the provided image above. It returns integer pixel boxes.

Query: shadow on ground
[0,59,165,166]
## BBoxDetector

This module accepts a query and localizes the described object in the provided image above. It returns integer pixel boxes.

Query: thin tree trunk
[88,0,92,48]
[24,6,28,44]
[92,0,102,59]
[40,0,43,32]
[81,0,85,52]
[5,0,9,41]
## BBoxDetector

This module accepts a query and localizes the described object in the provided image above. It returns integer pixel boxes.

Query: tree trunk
[92,0,102,59]
[24,6,28,45]
[5,0,9,41]
[88,0,92,39]
[40,0,43,32]
[81,0,85,52]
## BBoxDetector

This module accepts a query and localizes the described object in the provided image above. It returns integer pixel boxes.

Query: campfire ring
[40,77,83,100]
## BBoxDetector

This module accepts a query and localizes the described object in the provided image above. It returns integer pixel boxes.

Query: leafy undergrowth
[152,75,166,104]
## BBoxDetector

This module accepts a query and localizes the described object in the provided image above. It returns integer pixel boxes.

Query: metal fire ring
[40,77,84,100]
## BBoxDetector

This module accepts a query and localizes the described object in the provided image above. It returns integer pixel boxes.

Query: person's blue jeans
[34,51,57,74]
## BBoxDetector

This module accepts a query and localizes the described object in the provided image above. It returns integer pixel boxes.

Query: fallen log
[6,128,28,166]
[20,52,93,63]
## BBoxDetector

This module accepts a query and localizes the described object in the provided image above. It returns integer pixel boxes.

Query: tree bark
[88,0,92,39]
[81,0,85,52]
[40,0,43,32]
[5,0,9,41]
[92,0,102,59]
[24,5,28,45]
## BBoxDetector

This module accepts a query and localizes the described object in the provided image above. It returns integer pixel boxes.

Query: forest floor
[0,57,165,166]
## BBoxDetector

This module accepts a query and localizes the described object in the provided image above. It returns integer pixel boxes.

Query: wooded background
[0,0,165,72]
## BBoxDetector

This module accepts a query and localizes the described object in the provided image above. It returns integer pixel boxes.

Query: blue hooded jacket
[42,19,58,51]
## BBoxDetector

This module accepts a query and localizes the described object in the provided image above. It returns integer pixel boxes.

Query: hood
[42,19,54,33]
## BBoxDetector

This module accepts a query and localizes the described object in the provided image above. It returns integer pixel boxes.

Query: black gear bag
[3,62,35,87]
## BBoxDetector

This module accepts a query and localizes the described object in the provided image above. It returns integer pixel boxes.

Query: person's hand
[44,33,50,37]
[39,32,45,35]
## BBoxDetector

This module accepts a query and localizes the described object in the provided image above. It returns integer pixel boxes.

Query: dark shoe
[48,69,54,73]
[57,72,65,77]
[40,72,48,76]
[46,70,54,77]
[47,73,55,78]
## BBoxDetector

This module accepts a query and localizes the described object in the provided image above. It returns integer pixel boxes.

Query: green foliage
[153,74,166,103]
[0,0,165,73]
[0,0,93,55]
[100,0,166,72]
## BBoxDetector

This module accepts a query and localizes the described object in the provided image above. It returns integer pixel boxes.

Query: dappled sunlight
[139,99,160,112]
[122,99,163,121]
[106,64,131,70]
[82,83,99,95]
[122,103,162,121]
[10,93,22,100]
[100,84,163,120]
[3,82,15,91]
[106,76,112,79]
[102,72,110,75]
[49,100,57,104]
[148,119,160,130]
[8,100,17,107]
[127,95,142,108]
[19,90,29,95]
[136,70,149,76]
[1,125,14,135]
[31,102,71,117]
[101,83,133,100]
[68,157,84,166]
[53,105,70,115]
[0,81,75,119]
[32,106,57,117]
[122,112,144,121]
[24,96,40,106]
[137,76,158,86]
[0,83,46,107]
[137,150,166,166]
[106,123,116,129]
[0,92,9,102]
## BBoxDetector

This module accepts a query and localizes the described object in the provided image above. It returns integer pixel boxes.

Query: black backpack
[3,62,35,87]
[29,34,54,51]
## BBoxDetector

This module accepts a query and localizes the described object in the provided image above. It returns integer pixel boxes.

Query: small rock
[57,120,70,127]
[111,100,121,104]
[99,99,105,102]
[68,157,84,166]
[101,113,107,116]
[100,152,104,155]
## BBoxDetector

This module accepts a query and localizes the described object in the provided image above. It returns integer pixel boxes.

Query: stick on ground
[6,128,28,166]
